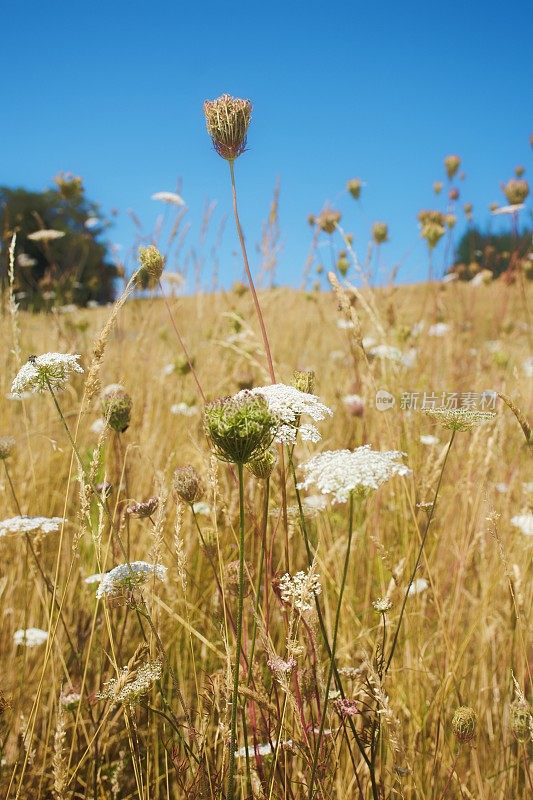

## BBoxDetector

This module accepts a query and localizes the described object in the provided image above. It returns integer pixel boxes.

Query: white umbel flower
[297,446,410,504]
[96,561,167,598]
[511,514,533,537]
[27,229,65,242]
[151,191,185,206]
[13,628,49,647]
[241,384,332,444]
[11,353,83,396]
[420,434,440,446]
[0,516,65,537]
[279,567,321,613]
[408,578,429,596]
[99,660,162,707]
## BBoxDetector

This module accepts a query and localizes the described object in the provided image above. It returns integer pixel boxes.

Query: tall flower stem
[307,492,355,800]
[227,461,246,800]
[385,430,456,674]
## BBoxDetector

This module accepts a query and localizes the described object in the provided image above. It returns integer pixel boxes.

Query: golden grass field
[0,278,531,799]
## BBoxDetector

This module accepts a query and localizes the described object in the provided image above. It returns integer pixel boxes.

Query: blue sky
[2,0,532,287]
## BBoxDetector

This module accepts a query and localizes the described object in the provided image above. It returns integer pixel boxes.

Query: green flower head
[204,391,276,465]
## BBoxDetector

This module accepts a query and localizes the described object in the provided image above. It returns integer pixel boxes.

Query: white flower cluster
[424,407,496,432]
[99,660,162,707]
[170,402,198,417]
[96,561,167,599]
[11,353,83,396]
[241,384,332,444]
[0,516,65,537]
[408,578,429,596]
[13,627,49,647]
[297,446,411,504]
[367,344,417,368]
[279,567,322,613]
[511,514,533,537]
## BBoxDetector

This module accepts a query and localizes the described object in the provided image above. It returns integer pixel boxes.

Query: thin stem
[228,159,276,384]
[385,429,456,675]
[227,462,246,800]
[307,492,355,800]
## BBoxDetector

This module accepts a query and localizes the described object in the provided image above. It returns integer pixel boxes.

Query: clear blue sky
[2,0,532,287]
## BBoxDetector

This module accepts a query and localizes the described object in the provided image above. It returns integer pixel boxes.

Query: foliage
[450,224,533,280]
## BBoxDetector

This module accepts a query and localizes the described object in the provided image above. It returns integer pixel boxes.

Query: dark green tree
[450,223,533,280]
[0,174,120,309]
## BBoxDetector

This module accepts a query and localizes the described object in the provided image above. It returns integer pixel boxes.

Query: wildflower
[90,418,106,435]
[445,213,457,228]
[126,498,159,518]
[421,221,445,249]
[347,178,363,199]
[372,222,388,244]
[267,655,297,674]
[242,383,332,445]
[452,706,477,743]
[173,466,204,504]
[424,407,496,432]
[278,567,321,613]
[408,578,428,596]
[492,203,525,216]
[203,94,252,160]
[314,208,341,234]
[27,229,65,242]
[13,628,48,647]
[151,191,185,205]
[334,698,359,717]
[204,392,276,464]
[503,178,529,205]
[170,402,198,416]
[0,436,16,460]
[511,514,533,536]
[0,516,65,537]
[373,597,393,613]
[234,740,293,759]
[84,573,105,585]
[137,245,165,289]
[99,659,162,708]
[101,385,132,433]
[96,561,167,599]
[60,690,82,710]
[297,446,410,504]
[192,501,211,516]
[433,180,443,194]
[11,354,83,396]
[343,393,365,417]
[247,449,277,480]
[420,434,440,446]
[444,154,461,180]
[509,700,532,742]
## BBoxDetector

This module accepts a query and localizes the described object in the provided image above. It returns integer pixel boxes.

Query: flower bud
[444,154,461,180]
[127,497,159,518]
[247,449,277,480]
[173,465,204,504]
[503,178,529,205]
[510,701,532,743]
[347,178,363,199]
[137,245,165,289]
[372,222,389,244]
[101,385,132,433]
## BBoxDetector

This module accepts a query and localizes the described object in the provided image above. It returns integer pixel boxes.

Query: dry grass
[0,279,531,799]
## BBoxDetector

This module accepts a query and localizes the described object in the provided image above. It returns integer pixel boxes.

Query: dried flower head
[334,698,359,718]
[13,628,48,647]
[445,213,457,229]
[372,222,389,244]
[173,465,204,504]
[452,706,477,743]
[99,658,162,708]
[0,516,65,538]
[96,561,167,599]
[315,208,341,234]
[509,700,532,742]
[347,178,363,199]
[292,370,315,394]
[203,94,252,160]
[204,391,276,464]
[444,154,461,180]
[297,446,410,504]
[514,165,525,177]
[101,385,132,433]
[418,209,445,226]
[343,393,365,418]
[424,407,496,432]
[11,353,83,396]
[247,449,277,480]
[449,187,460,201]
[137,245,165,289]
[503,178,529,205]
[278,567,321,613]
[421,221,445,249]
[0,436,16,460]
[433,180,443,194]
[241,383,332,445]
[126,497,159,518]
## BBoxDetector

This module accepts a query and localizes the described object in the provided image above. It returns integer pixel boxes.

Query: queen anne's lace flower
[0,516,65,537]
[278,567,321,613]
[424,407,496,431]
[13,628,48,647]
[511,514,533,537]
[99,660,162,707]
[96,561,167,599]
[241,384,332,444]
[297,446,410,504]
[408,578,429,596]
[11,353,83,396]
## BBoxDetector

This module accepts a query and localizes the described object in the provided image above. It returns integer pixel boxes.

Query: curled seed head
[203,94,252,161]
[204,391,276,464]
[137,245,165,289]
[0,436,16,460]
[173,465,204,504]
[452,706,477,743]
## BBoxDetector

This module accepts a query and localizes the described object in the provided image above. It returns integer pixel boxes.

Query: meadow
[0,272,531,799]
